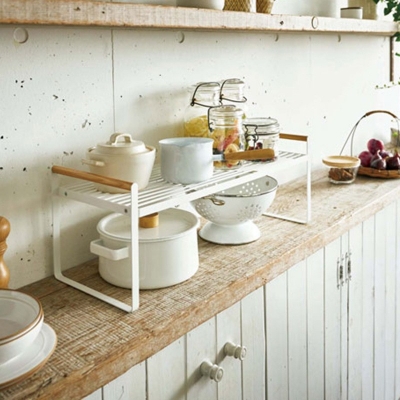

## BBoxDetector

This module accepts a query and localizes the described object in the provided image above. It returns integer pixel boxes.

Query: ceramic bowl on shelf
[0,289,44,364]
[191,175,278,244]
[176,0,225,10]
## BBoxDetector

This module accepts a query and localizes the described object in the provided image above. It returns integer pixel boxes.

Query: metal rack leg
[52,174,140,313]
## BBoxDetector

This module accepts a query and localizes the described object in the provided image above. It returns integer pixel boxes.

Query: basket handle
[364,110,399,119]
[340,110,400,156]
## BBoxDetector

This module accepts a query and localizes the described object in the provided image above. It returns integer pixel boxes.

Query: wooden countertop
[2,169,400,399]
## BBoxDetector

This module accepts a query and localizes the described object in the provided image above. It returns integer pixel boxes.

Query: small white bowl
[0,289,44,364]
[176,0,225,10]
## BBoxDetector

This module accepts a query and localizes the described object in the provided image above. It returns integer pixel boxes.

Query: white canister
[90,209,199,290]
[82,133,156,194]
[159,137,214,184]
[340,7,363,19]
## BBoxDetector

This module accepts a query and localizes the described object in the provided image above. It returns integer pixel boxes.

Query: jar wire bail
[220,78,247,104]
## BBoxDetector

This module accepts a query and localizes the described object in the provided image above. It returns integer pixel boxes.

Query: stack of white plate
[0,289,57,389]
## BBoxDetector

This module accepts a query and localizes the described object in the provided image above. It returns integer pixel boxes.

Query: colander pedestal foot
[199,221,260,245]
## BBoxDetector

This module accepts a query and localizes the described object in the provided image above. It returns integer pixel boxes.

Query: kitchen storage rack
[52,133,310,312]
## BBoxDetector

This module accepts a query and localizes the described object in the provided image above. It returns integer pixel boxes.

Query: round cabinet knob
[200,360,224,382]
[224,341,247,361]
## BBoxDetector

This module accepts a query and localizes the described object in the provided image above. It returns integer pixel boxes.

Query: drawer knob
[224,341,247,361]
[200,360,224,382]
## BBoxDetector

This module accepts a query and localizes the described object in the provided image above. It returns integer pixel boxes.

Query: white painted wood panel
[340,232,349,400]
[383,201,397,400]
[147,338,186,400]
[216,302,242,400]
[186,318,218,400]
[361,215,375,400]
[374,208,387,399]
[396,200,400,400]
[306,249,325,400]
[323,237,342,400]
[265,272,288,400]
[241,287,265,400]
[347,223,363,400]
[103,361,146,400]
[83,389,102,400]
[287,260,307,400]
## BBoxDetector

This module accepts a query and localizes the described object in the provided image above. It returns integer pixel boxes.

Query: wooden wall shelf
[0,0,399,35]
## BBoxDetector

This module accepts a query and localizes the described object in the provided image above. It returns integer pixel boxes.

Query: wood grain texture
[2,170,400,399]
[0,0,398,35]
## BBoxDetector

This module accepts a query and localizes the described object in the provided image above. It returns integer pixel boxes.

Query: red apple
[358,150,373,167]
[367,138,385,155]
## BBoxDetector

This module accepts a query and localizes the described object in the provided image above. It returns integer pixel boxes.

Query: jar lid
[190,82,220,94]
[95,133,148,155]
[243,117,280,135]
[322,155,360,168]
[209,105,244,119]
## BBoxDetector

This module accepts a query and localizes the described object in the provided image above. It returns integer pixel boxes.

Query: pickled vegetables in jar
[209,105,244,169]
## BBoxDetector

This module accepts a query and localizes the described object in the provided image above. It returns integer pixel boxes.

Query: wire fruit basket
[339,110,400,179]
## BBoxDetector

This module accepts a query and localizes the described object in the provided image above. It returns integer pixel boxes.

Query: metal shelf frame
[52,133,311,312]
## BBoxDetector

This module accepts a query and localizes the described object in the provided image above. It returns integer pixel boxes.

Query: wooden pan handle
[0,216,11,289]
[51,165,133,191]
[224,148,275,161]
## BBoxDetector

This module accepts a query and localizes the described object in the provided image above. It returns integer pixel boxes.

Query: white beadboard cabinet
[85,199,400,400]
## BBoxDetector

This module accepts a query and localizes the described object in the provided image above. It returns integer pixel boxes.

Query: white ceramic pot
[91,209,199,289]
[159,137,214,185]
[82,133,156,194]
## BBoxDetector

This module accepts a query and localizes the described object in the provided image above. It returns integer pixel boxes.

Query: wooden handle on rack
[0,216,11,288]
[51,165,133,191]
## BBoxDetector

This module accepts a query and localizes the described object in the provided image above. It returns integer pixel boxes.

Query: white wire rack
[52,134,311,312]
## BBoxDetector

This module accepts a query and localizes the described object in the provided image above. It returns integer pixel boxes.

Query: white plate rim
[0,322,57,389]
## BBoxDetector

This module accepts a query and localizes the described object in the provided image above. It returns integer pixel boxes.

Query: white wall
[1,12,399,288]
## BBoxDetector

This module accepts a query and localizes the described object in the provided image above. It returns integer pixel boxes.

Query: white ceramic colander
[191,175,278,244]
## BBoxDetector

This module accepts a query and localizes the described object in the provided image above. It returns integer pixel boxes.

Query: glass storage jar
[220,78,248,119]
[209,105,244,169]
[243,117,280,160]
[184,82,221,138]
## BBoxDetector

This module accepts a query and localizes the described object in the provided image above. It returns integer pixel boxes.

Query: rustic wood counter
[2,169,400,400]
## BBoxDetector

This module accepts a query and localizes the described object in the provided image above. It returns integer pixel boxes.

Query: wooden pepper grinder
[0,216,11,288]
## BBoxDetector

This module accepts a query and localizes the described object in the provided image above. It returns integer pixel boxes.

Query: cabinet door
[396,199,400,400]
[216,302,242,400]
[380,202,397,400]
[347,223,363,400]
[373,207,390,399]
[265,271,289,400]
[306,249,325,400]
[187,318,218,400]
[287,260,307,400]
[147,338,186,400]
[241,287,265,400]
[103,361,146,400]
[324,236,342,400]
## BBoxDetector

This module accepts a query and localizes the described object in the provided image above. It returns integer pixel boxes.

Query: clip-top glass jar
[184,82,221,138]
[209,105,244,169]
[220,78,248,119]
[243,117,280,161]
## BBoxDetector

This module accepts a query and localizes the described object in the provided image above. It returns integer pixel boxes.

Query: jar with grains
[244,117,280,160]
[184,82,221,138]
[209,105,244,169]
[220,78,248,119]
